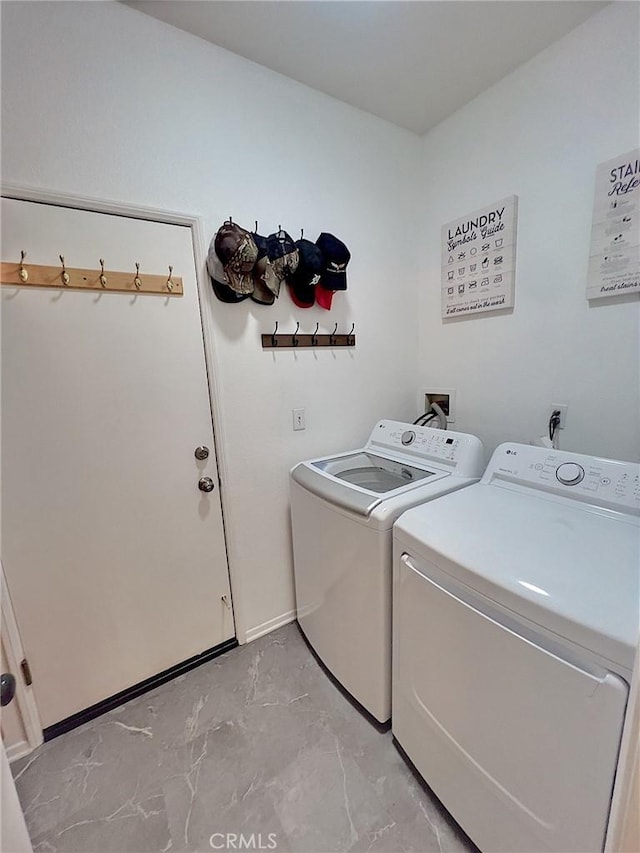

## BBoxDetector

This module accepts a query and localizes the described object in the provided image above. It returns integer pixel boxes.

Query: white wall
[0,1,421,640]
[3,1,638,645]
[418,2,640,463]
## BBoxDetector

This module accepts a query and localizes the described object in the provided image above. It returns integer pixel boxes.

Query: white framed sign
[586,149,639,301]
[441,195,518,319]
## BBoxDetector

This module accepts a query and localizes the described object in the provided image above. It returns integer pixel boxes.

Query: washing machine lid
[394,483,640,673]
[292,451,446,516]
[312,451,437,493]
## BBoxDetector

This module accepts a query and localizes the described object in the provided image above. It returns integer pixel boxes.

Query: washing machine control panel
[367,421,484,479]
[485,443,640,513]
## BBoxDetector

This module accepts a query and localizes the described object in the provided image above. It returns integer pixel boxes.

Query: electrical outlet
[422,389,456,423]
[550,403,568,429]
[292,408,305,431]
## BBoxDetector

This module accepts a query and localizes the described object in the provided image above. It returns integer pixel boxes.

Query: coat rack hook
[292,321,300,347]
[59,255,70,286]
[99,258,108,288]
[134,262,142,290]
[272,321,279,347]
[330,322,338,346]
[311,322,319,346]
[19,250,28,282]
[255,220,258,233]
[348,323,355,345]
[167,265,174,292]
[300,228,304,240]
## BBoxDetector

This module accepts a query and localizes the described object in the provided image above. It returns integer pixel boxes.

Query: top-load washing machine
[393,442,640,853]
[290,419,484,722]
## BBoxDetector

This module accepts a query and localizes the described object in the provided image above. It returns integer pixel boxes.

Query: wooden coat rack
[1,253,183,296]
[261,322,356,349]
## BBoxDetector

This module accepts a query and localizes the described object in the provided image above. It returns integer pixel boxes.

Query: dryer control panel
[485,443,640,514]
[367,420,484,478]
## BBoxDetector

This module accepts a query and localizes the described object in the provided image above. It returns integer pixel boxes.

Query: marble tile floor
[12,623,478,853]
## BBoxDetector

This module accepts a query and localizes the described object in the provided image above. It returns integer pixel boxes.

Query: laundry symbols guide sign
[586,149,639,301]
[441,195,518,318]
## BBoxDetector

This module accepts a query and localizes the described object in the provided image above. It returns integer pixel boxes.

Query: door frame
[1,183,247,643]
[1,562,43,760]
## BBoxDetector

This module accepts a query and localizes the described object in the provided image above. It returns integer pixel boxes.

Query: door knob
[198,477,215,493]
[194,446,210,461]
[1,672,16,707]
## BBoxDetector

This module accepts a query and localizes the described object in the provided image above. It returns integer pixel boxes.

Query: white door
[1,197,234,732]
[1,562,43,760]
[1,745,33,853]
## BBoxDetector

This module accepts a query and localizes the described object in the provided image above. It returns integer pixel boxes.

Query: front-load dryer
[393,442,640,852]
[290,419,484,723]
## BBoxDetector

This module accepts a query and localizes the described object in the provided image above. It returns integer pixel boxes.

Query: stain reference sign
[587,149,639,301]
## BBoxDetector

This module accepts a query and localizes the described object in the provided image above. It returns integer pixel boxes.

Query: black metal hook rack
[261,321,356,349]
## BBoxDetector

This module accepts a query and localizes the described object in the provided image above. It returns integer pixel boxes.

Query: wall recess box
[549,403,568,429]
[421,389,456,424]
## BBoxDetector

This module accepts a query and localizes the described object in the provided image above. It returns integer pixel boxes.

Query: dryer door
[392,553,628,853]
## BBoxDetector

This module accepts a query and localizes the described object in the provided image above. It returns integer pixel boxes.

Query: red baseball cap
[315,233,350,310]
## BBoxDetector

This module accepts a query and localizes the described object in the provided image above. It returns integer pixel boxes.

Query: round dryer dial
[401,430,416,446]
[555,462,585,486]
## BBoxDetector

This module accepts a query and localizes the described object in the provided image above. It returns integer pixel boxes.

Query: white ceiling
[125,0,607,135]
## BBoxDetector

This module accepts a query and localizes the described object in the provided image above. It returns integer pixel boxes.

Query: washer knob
[401,430,415,446]
[556,462,585,486]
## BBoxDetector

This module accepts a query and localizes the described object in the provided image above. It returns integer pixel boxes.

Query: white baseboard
[244,609,297,644]
[6,740,35,764]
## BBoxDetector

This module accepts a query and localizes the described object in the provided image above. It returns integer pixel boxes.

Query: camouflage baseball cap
[266,230,299,294]
[207,235,251,303]
[214,222,258,295]
[251,232,279,305]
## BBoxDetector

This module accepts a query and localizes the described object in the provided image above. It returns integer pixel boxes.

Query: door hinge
[21,658,33,686]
